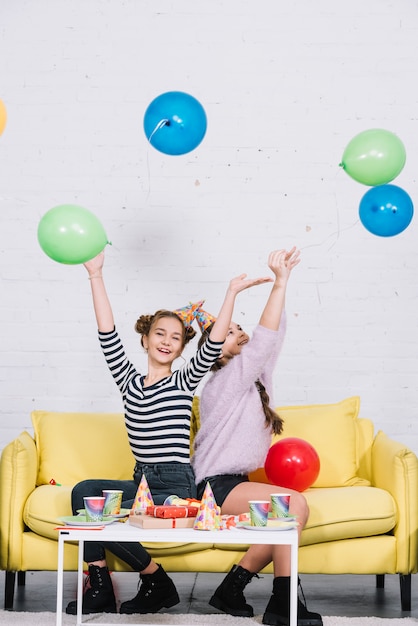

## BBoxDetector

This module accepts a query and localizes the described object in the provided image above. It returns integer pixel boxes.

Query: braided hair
[255,379,284,435]
[198,323,284,434]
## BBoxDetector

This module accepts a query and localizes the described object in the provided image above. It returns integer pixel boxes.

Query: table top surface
[57,519,298,545]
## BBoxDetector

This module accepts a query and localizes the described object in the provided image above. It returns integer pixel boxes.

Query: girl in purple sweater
[192,248,322,626]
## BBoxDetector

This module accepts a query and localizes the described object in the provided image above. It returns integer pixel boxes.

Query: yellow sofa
[1,396,417,611]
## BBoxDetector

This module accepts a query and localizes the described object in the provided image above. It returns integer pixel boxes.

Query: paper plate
[76,508,130,519]
[59,516,116,527]
[107,508,131,518]
[239,524,297,531]
[269,515,297,522]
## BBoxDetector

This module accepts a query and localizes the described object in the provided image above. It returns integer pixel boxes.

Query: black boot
[119,564,180,614]
[209,564,256,617]
[65,564,117,615]
[262,576,323,626]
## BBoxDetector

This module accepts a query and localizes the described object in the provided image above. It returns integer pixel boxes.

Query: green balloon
[37,204,109,264]
[340,129,406,186]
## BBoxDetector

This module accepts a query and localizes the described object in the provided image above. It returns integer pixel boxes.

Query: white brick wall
[0,0,417,454]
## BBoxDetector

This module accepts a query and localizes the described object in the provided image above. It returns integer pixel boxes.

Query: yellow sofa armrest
[372,430,418,572]
[0,431,38,570]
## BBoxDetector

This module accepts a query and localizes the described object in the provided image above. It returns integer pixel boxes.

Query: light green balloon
[340,129,406,186]
[38,204,109,265]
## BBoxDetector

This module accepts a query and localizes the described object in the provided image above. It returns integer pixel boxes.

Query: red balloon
[264,437,320,492]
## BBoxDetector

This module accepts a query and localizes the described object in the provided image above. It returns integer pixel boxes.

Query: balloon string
[144,119,169,202]
[300,169,359,252]
[147,119,169,143]
[145,149,152,202]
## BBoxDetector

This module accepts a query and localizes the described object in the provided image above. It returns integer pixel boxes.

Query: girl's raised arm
[84,250,115,333]
[259,247,300,331]
[209,273,273,343]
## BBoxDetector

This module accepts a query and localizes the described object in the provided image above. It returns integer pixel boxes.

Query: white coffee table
[56,521,299,626]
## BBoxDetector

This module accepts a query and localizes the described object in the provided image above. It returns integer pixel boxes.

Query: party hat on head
[195,306,217,333]
[131,474,154,512]
[173,300,203,328]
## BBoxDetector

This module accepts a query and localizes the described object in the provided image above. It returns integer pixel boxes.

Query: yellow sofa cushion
[192,396,369,488]
[274,396,369,488]
[300,485,396,545]
[31,411,134,487]
[23,485,73,539]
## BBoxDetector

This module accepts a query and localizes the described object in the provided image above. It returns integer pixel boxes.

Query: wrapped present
[146,505,199,519]
[193,482,222,531]
[131,474,154,512]
[129,514,196,529]
[221,515,237,530]
[220,513,250,530]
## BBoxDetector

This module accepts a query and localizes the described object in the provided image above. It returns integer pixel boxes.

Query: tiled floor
[1,570,418,618]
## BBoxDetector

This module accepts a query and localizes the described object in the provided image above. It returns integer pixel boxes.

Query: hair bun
[185,325,197,343]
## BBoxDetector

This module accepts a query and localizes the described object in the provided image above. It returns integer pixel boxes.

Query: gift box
[129,513,196,529]
[146,505,199,519]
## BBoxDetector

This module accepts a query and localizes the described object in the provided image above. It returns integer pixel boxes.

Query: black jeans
[71,463,196,570]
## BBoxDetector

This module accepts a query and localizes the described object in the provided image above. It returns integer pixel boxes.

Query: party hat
[195,306,217,333]
[173,300,204,328]
[131,474,154,511]
[193,481,221,530]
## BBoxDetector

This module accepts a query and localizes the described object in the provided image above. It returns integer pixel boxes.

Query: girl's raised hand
[228,273,273,296]
[84,250,105,276]
[268,247,301,280]
[284,246,301,269]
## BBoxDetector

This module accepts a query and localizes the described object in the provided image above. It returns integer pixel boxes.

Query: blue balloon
[359,184,414,237]
[143,91,207,155]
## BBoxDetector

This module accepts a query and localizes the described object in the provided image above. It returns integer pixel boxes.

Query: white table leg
[76,539,84,626]
[55,532,65,626]
[289,539,298,626]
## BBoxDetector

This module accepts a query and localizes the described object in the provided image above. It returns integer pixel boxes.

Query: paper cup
[84,496,105,522]
[248,500,270,527]
[164,494,181,505]
[270,493,291,518]
[102,490,123,515]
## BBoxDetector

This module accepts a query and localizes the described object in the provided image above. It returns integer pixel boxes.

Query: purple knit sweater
[192,316,286,484]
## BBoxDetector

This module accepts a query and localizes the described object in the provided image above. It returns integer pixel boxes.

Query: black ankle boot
[209,564,256,617]
[65,564,117,615]
[119,564,180,614]
[262,576,323,626]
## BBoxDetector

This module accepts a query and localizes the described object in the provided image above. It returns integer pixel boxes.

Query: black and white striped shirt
[99,328,222,464]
